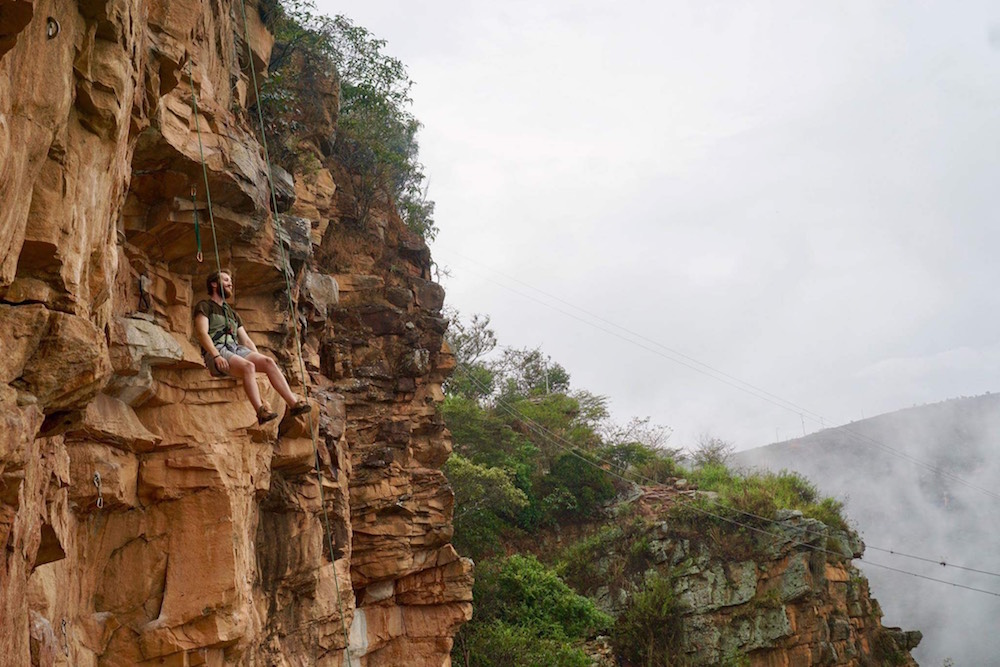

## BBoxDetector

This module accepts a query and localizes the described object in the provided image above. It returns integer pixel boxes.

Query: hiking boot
[257,404,279,425]
[289,399,312,417]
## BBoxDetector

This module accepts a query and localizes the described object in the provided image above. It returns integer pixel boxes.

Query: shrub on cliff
[452,554,611,667]
[611,571,687,667]
[536,449,617,524]
[444,453,529,560]
[257,0,436,239]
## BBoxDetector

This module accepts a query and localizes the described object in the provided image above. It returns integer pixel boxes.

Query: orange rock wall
[0,0,470,665]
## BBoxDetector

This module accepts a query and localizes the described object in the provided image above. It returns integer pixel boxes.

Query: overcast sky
[319,0,1000,450]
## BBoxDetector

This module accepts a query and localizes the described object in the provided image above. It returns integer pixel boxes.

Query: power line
[438,250,1000,503]
[866,546,1000,580]
[454,365,1000,596]
[440,246,825,421]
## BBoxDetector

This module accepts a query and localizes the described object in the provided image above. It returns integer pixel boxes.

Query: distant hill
[735,394,1000,666]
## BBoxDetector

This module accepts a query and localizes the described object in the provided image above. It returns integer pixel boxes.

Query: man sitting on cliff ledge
[194,270,312,425]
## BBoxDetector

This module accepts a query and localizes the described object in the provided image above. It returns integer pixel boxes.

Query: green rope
[187,63,234,348]
[236,5,354,664]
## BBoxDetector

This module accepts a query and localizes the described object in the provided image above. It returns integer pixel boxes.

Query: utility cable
[439,246,824,422]
[865,546,1000,580]
[454,365,1000,596]
[234,6,354,663]
[439,251,1000,503]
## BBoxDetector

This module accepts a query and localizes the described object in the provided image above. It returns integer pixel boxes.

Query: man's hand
[214,355,230,373]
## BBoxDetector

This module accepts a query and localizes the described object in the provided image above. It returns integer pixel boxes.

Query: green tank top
[194,300,242,345]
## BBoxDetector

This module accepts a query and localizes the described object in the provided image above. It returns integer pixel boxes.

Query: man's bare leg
[227,356,264,410]
[247,352,298,406]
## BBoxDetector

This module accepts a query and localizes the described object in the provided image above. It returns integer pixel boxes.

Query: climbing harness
[235,2,354,661]
[93,472,103,510]
[191,186,203,263]
[207,302,240,347]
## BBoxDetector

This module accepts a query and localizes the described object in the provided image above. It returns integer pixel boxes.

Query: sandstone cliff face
[0,0,471,664]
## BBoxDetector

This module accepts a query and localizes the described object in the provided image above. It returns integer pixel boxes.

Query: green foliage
[803,496,848,532]
[557,521,655,599]
[452,555,611,667]
[688,466,848,531]
[452,621,592,667]
[258,0,436,238]
[611,572,687,667]
[437,313,862,667]
[475,555,612,639]
[442,396,534,471]
[494,347,571,400]
[600,440,683,483]
[537,450,617,524]
[509,392,606,455]
[444,312,498,400]
[444,454,529,560]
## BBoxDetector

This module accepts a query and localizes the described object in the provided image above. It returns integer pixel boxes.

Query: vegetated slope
[735,393,1000,666]
[443,315,920,666]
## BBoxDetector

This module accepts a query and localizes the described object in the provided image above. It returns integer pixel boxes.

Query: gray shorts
[205,342,254,377]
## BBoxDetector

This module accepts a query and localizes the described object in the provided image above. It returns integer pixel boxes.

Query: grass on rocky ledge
[686,463,849,532]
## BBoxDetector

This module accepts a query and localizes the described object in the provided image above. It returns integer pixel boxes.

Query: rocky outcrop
[578,487,920,666]
[0,0,470,665]
[662,511,920,666]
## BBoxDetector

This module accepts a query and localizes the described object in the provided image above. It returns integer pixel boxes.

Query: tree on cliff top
[257,0,436,239]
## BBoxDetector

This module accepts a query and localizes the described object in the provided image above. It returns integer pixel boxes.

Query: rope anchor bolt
[93,472,104,509]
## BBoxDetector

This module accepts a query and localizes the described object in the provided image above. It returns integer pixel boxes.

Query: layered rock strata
[0,0,471,664]
[587,487,921,666]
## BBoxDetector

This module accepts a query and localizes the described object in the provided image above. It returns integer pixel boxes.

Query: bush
[453,621,591,667]
[690,435,735,468]
[538,450,617,524]
[473,555,611,640]
[557,520,654,602]
[611,572,687,667]
[452,555,611,667]
[804,497,848,532]
[443,454,529,560]
[600,441,684,483]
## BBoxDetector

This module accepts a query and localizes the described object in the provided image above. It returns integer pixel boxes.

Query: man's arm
[195,313,229,373]
[237,326,259,353]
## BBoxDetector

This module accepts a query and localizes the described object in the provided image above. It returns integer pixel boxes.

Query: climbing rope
[235,4,354,663]
[187,52,350,657]
[187,61,235,338]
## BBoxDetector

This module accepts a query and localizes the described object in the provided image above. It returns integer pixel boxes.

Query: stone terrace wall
[0,0,471,664]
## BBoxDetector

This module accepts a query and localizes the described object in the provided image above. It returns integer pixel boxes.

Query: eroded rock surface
[586,488,921,666]
[0,0,470,664]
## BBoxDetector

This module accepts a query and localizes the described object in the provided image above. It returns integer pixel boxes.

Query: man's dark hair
[206,270,230,296]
